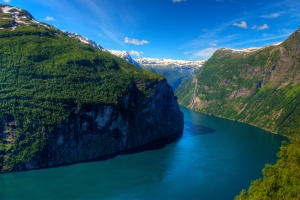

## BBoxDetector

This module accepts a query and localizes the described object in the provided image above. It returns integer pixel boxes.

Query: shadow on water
[120,131,183,155]
[123,121,216,154]
[15,131,185,173]
[183,121,216,137]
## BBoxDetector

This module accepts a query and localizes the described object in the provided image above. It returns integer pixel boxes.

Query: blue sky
[3,0,300,60]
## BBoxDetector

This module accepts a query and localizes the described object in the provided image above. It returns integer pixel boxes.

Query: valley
[0,1,300,199]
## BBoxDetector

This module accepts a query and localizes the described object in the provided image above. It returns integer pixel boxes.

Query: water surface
[0,106,286,199]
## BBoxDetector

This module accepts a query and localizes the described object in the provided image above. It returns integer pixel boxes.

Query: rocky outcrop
[11,80,183,171]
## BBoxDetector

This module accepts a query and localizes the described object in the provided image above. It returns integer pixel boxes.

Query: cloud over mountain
[129,50,143,57]
[124,37,149,45]
[44,16,56,21]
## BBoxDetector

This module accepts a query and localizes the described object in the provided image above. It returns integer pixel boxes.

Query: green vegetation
[0,14,164,172]
[0,18,14,28]
[235,135,300,200]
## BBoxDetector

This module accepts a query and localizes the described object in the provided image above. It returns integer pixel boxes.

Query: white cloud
[172,0,186,3]
[193,47,218,59]
[3,0,11,3]
[233,21,247,29]
[129,50,144,57]
[44,16,56,21]
[257,24,269,30]
[261,13,281,18]
[210,43,217,46]
[124,37,149,45]
[252,24,269,31]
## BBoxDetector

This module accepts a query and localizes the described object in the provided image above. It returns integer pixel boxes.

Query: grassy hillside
[176,28,300,135]
[0,5,164,172]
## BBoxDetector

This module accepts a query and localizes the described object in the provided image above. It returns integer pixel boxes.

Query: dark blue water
[0,106,286,199]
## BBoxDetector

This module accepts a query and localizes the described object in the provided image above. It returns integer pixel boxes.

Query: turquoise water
[0,106,286,199]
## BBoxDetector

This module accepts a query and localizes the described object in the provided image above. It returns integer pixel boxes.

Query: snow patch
[220,47,260,54]
[136,58,206,68]
[220,42,283,54]
[1,6,21,14]
[106,49,142,68]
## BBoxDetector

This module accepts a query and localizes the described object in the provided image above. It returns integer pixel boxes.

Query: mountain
[136,58,206,90]
[176,28,300,135]
[0,5,183,172]
[66,32,104,50]
[106,50,142,68]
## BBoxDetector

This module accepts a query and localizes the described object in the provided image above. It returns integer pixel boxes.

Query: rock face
[15,80,183,171]
[176,28,300,135]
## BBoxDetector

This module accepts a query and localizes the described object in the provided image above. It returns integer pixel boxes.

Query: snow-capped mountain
[66,32,104,50]
[135,58,206,90]
[0,5,53,30]
[136,58,205,69]
[106,50,142,68]
[219,42,282,55]
[219,47,260,54]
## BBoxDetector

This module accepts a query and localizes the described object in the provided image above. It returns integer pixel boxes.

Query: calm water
[0,106,286,199]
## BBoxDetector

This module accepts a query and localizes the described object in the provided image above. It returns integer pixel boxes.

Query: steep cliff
[0,5,183,172]
[176,28,300,135]
[2,79,183,172]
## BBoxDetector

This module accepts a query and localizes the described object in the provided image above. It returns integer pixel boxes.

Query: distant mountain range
[136,58,205,68]
[136,58,205,89]
[105,49,205,89]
